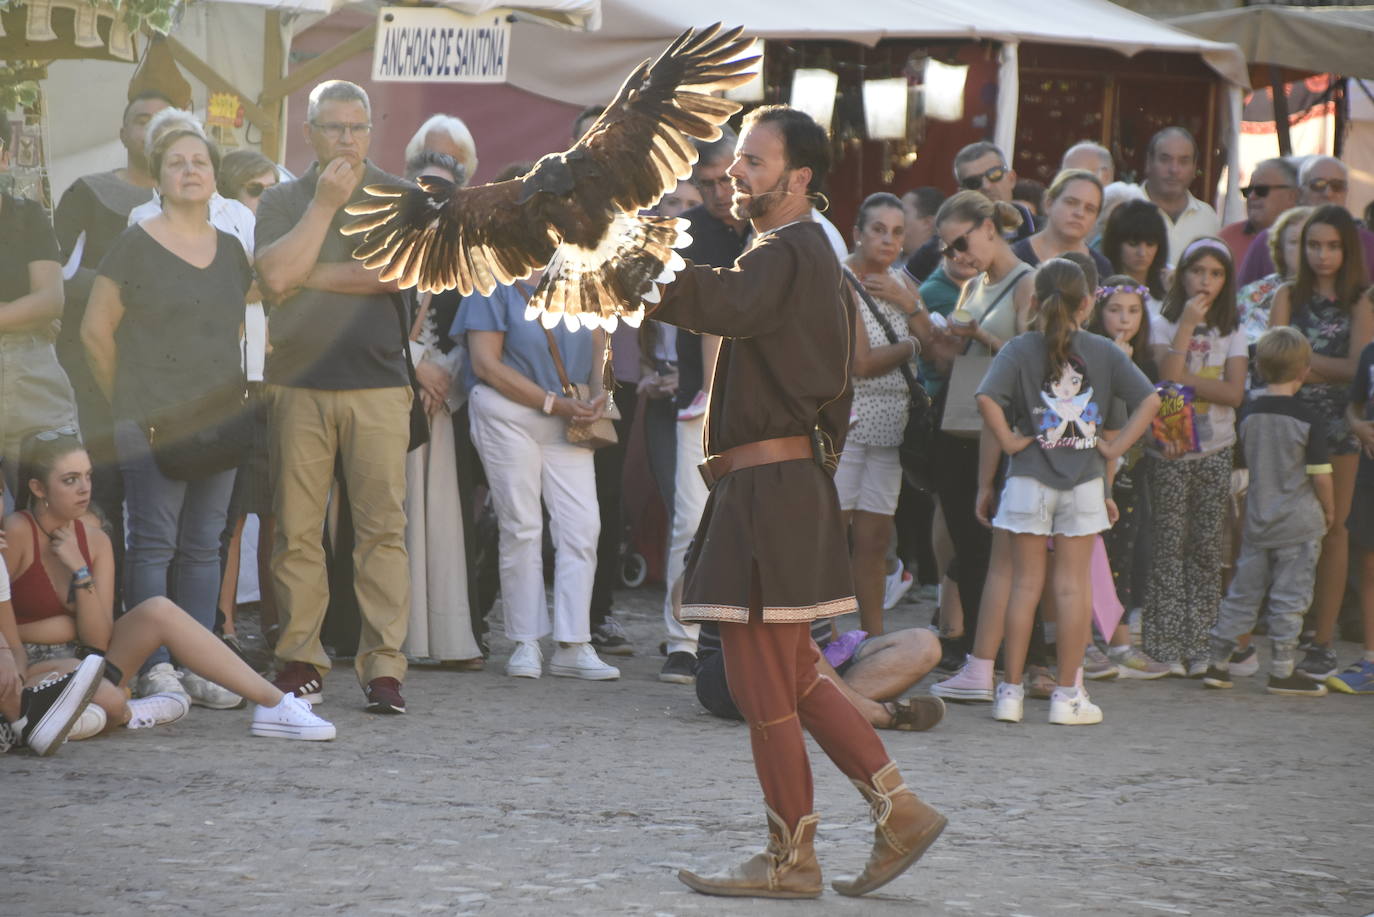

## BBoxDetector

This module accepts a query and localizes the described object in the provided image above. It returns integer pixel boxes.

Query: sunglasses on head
[940,220,984,259]
[1306,178,1348,194]
[1240,183,1294,199]
[959,166,1007,191]
[34,425,81,442]
[243,182,272,198]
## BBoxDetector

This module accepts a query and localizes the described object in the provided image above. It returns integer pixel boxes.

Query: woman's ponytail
[1033,258,1088,382]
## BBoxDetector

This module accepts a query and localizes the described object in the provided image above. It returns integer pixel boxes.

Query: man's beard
[731,172,792,221]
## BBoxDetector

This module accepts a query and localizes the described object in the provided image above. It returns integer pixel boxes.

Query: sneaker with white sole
[1109,646,1172,680]
[882,561,915,611]
[1084,645,1119,681]
[992,682,1024,723]
[20,655,107,756]
[931,658,994,703]
[505,641,543,678]
[67,703,107,741]
[1228,645,1260,677]
[137,662,191,702]
[1266,672,1327,696]
[549,643,620,680]
[1048,687,1103,725]
[590,617,634,656]
[1201,665,1233,689]
[0,717,16,754]
[179,671,244,710]
[251,694,337,740]
[1186,659,1209,679]
[126,692,191,729]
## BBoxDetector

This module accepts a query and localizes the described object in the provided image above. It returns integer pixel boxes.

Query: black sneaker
[1201,665,1233,689]
[590,618,634,656]
[20,655,106,756]
[1295,645,1338,682]
[1266,673,1328,696]
[659,652,697,685]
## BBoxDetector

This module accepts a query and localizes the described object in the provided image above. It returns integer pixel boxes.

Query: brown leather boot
[678,806,822,899]
[832,761,946,897]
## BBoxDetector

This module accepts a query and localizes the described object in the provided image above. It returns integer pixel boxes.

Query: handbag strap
[843,270,924,398]
[970,263,1031,333]
[543,327,579,398]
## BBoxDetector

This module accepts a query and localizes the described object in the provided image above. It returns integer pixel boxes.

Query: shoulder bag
[544,327,620,449]
[939,265,1030,438]
[391,292,430,452]
[843,271,932,487]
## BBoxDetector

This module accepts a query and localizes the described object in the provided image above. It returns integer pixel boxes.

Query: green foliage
[0,0,182,36]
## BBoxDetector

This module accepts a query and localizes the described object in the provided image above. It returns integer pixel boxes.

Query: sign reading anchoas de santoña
[372,7,510,83]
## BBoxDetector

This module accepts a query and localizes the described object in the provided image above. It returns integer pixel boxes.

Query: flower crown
[1095,283,1149,301]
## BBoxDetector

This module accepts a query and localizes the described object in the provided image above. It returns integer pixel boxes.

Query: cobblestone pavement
[10,587,1372,917]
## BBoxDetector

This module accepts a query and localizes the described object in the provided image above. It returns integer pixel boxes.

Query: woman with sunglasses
[924,192,1034,669]
[1268,205,1374,683]
[219,150,279,214]
[1011,170,1113,281]
[3,430,335,740]
[82,117,253,710]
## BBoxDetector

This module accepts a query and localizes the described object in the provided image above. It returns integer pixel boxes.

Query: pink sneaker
[930,657,994,703]
[677,390,707,421]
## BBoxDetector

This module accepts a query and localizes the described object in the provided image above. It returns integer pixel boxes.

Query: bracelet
[541,391,556,415]
[72,565,91,583]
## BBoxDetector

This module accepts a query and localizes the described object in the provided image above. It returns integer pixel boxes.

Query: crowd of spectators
[2,76,1372,757]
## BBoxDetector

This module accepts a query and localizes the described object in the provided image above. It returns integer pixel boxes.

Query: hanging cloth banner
[372,6,511,83]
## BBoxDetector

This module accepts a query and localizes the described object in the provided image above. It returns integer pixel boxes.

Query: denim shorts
[991,475,1110,537]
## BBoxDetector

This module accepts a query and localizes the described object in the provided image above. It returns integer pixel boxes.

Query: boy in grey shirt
[1204,327,1334,695]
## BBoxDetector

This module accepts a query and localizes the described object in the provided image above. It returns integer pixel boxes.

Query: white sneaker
[67,703,107,741]
[126,692,191,729]
[505,641,543,679]
[992,682,1024,723]
[931,658,994,702]
[137,662,190,702]
[251,694,336,741]
[549,643,620,680]
[882,561,915,611]
[1049,688,1103,726]
[179,671,244,710]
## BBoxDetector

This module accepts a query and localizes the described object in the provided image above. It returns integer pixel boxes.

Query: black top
[98,225,252,421]
[254,160,409,390]
[903,200,1037,283]
[1010,236,1114,281]
[1353,342,1374,489]
[0,192,61,305]
[674,204,747,409]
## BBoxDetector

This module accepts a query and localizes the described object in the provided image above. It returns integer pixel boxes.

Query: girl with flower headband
[1083,276,1173,678]
[1143,236,1247,677]
[1268,204,1374,682]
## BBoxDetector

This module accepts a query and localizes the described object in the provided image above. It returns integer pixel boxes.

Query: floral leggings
[1142,448,1233,665]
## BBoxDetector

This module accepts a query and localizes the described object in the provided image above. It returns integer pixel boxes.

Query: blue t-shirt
[451,281,594,395]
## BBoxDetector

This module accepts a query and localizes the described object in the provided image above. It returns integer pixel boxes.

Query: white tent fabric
[207,0,598,30]
[1168,6,1374,81]
[503,0,1248,107]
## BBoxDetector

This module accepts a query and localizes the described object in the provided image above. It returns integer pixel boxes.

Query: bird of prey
[341,23,758,331]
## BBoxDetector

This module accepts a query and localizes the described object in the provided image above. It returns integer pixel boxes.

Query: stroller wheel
[620,552,647,588]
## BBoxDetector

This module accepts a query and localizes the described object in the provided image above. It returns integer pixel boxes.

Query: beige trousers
[269,384,412,685]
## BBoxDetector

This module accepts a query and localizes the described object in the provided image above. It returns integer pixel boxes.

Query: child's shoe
[1228,645,1260,677]
[1326,660,1374,695]
[1266,673,1327,696]
[992,682,1024,723]
[1295,645,1338,682]
[1048,687,1103,725]
[1201,664,1233,689]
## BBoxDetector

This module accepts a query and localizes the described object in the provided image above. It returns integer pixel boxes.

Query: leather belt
[699,435,813,489]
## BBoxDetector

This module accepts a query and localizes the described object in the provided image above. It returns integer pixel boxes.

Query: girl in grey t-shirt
[975,259,1158,726]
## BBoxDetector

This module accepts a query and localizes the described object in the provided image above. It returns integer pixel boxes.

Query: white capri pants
[468,383,600,644]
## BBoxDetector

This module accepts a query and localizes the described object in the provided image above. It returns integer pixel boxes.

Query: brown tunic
[652,221,856,623]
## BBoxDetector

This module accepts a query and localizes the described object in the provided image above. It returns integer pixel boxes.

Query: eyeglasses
[1240,183,1294,199]
[940,221,984,259]
[243,181,273,198]
[694,175,733,195]
[311,121,372,140]
[34,426,80,442]
[1306,178,1348,194]
[959,165,1007,191]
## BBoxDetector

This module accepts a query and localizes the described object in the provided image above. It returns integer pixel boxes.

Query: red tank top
[11,512,93,626]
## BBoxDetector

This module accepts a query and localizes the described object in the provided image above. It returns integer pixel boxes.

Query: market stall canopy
[1167,5,1374,81]
[207,0,599,31]
[503,0,1249,106]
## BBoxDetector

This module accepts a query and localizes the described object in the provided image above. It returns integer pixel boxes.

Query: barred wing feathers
[341,23,756,330]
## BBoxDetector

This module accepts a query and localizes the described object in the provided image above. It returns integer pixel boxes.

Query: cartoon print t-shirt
[977,330,1155,491]
[1149,315,1248,457]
